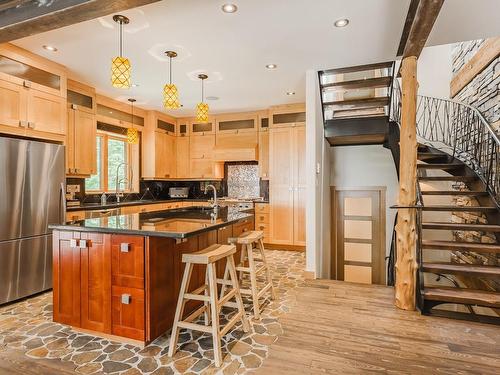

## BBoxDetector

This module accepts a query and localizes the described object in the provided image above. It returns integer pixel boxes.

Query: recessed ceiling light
[43,45,57,52]
[265,64,277,70]
[334,18,349,27]
[206,96,219,101]
[221,3,238,13]
[286,91,295,96]
[131,83,139,87]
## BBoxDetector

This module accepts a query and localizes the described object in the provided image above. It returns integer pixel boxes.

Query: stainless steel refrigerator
[0,136,65,305]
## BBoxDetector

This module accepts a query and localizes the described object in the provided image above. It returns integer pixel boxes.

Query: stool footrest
[184,305,207,323]
[217,288,236,310]
[177,321,212,334]
[236,266,250,273]
[217,278,233,286]
[240,288,252,295]
[184,293,210,302]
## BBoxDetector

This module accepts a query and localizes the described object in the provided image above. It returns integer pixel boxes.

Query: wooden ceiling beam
[397,0,445,59]
[0,0,161,43]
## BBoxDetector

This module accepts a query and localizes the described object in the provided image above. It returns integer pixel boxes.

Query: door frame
[330,186,386,284]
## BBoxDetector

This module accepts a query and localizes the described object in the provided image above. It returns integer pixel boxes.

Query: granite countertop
[66,198,210,212]
[51,207,253,238]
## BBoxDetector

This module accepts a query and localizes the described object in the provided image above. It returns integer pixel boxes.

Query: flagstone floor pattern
[0,250,305,374]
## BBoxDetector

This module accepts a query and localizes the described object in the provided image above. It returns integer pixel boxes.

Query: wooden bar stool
[168,244,249,367]
[223,230,276,320]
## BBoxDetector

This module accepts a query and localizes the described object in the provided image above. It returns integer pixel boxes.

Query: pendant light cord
[119,21,123,57]
[169,56,172,85]
[201,78,204,103]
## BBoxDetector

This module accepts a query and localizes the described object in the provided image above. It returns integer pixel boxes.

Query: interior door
[333,188,385,285]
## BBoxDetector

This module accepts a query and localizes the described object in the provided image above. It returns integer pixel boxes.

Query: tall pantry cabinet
[269,104,306,246]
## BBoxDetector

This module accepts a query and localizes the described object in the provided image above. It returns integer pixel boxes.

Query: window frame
[85,130,135,194]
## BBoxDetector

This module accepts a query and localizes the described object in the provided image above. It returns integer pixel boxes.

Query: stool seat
[182,244,236,264]
[229,230,264,245]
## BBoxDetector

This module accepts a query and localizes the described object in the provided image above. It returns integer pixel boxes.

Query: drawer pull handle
[70,239,78,248]
[121,294,131,304]
[79,239,88,248]
[120,243,130,253]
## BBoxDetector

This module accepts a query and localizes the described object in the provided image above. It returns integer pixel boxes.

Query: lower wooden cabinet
[111,286,145,340]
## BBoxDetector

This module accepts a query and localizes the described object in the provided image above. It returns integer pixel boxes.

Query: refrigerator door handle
[60,182,66,224]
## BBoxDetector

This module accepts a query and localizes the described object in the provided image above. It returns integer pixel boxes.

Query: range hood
[213,145,258,161]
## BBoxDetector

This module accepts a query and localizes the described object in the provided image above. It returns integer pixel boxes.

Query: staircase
[319,61,395,146]
[415,144,500,323]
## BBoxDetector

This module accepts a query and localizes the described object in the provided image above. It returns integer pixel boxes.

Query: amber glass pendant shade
[163,83,180,109]
[111,56,131,88]
[196,74,209,123]
[127,127,139,144]
[111,15,131,89]
[196,102,209,123]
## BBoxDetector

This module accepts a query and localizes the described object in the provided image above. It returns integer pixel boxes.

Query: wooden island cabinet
[52,214,253,345]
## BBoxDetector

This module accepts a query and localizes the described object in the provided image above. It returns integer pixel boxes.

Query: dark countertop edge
[49,213,254,239]
[66,199,210,212]
[67,199,269,212]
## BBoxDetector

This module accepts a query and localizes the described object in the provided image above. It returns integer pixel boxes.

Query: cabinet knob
[120,243,130,253]
[79,239,88,248]
[121,294,131,304]
[70,239,78,248]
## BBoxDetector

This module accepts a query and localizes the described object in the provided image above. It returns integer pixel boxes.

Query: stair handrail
[391,81,500,206]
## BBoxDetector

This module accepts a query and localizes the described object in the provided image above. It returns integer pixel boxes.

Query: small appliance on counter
[169,187,189,198]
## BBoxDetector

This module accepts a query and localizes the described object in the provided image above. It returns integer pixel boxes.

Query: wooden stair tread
[417,163,463,169]
[422,222,500,232]
[423,287,500,308]
[421,190,488,196]
[421,240,500,253]
[419,176,477,181]
[324,97,389,110]
[422,262,500,277]
[421,205,497,212]
[321,61,393,75]
[321,76,392,91]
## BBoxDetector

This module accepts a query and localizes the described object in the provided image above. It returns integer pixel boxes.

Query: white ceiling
[12,0,499,117]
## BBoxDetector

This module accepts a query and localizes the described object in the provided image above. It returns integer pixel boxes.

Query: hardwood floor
[257,280,500,375]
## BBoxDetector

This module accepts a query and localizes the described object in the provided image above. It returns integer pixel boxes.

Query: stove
[218,197,263,211]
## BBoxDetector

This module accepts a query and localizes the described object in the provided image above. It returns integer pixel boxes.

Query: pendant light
[127,98,139,144]
[163,51,180,109]
[111,15,131,89]
[196,74,209,123]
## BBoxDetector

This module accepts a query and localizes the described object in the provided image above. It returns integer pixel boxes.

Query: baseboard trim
[264,243,306,252]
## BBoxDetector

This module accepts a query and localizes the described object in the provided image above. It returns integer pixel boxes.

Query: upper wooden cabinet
[96,95,146,130]
[66,79,96,177]
[176,136,190,179]
[0,44,67,140]
[142,111,177,180]
[176,118,190,137]
[190,117,215,136]
[269,103,306,128]
[215,112,257,134]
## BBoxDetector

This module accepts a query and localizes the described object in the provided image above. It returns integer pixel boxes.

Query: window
[85,132,133,193]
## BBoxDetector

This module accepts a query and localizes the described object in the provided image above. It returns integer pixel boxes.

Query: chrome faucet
[204,184,218,209]
[115,162,133,203]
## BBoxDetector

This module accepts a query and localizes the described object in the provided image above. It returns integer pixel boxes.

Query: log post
[395,56,418,310]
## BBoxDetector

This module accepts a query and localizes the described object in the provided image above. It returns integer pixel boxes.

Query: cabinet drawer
[111,235,144,289]
[255,213,269,224]
[111,286,145,341]
[66,211,86,222]
[255,203,269,214]
[255,221,270,233]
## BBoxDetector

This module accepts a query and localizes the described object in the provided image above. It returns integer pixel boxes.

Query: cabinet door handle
[23,80,31,88]
[19,120,28,128]
[79,239,88,248]
[121,294,131,304]
[70,239,78,248]
[120,243,130,253]
[28,122,35,129]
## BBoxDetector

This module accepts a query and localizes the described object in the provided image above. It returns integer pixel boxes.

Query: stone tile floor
[0,250,305,374]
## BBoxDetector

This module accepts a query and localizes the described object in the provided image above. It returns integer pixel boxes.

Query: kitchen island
[49,206,254,345]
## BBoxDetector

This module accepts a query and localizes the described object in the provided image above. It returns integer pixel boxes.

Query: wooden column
[395,56,418,310]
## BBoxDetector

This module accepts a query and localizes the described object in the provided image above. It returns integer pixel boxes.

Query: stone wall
[452,39,500,130]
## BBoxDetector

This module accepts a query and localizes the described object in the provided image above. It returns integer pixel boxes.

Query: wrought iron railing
[391,80,500,206]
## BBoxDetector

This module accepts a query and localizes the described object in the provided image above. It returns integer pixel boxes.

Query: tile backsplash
[227,164,260,198]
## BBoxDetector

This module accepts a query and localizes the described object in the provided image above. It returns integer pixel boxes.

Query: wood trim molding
[450,37,500,98]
